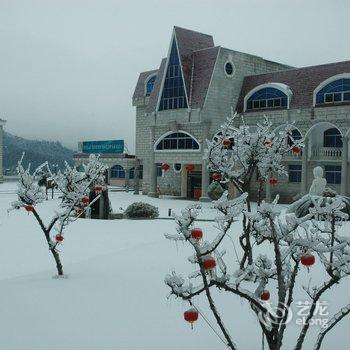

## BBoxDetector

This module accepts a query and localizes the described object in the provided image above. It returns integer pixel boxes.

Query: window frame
[288,164,302,183]
[324,165,341,185]
[110,165,126,179]
[154,131,201,153]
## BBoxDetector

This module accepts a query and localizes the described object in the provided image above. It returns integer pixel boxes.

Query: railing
[311,147,342,158]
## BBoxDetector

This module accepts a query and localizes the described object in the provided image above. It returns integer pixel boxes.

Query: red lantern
[292,146,301,155]
[223,139,232,148]
[212,173,221,181]
[301,253,315,267]
[81,196,90,206]
[161,163,170,171]
[24,205,34,212]
[184,308,199,329]
[269,178,278,186]
[186,164,195,172]
[203,256,216,271]
[95,185,103,194]
[55,234,64,242]
[260,290,270,301]
[191,228,203,240]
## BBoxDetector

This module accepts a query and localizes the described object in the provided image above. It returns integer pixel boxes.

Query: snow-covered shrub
[125,202,159,219]
[165,113,350,350]
[10,154,107,276]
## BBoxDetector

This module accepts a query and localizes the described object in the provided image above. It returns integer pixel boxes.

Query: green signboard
[82,140,124,154]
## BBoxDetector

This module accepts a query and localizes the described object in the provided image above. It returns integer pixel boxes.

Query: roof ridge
[193,45,221,53]
[174,26,213,38]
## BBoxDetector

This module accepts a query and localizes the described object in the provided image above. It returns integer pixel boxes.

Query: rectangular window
[344,92,350,101]
[324,165,341,184]
[325,93,333,103]
[288,164,302,183]
[156,163,162,177]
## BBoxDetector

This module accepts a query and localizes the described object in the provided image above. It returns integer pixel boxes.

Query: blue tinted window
[324,128,343,148]
[156,163,162,177]
[159,40,188,111]
[156,132,199,150]
[288,129,302,146]
[316,78,350,105]
[325,165,341,184]
[246,87,288,111]
[110,165,125,179]
[289,164,302,183]
[146,76,156,95]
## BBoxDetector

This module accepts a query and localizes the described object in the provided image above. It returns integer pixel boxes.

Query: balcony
[284,147,343,161]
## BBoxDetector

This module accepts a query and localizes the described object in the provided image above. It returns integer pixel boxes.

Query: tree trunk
[50,248,64,276]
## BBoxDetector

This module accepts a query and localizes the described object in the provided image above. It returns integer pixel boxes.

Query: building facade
[0,118,6,183]
[133,27,350,202]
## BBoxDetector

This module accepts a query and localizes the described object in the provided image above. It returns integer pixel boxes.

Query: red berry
[191,228,203,240]
[301,254,315,267]
[260,290,270,301]
[55,234,64,242]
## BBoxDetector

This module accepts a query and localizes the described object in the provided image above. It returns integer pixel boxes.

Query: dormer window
[145,75,157,96]
[246,87,288,111]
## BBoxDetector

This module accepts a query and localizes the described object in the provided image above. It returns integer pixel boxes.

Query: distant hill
[3,132,74,175]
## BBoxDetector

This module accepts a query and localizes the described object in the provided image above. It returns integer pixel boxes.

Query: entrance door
[187,171,201,200]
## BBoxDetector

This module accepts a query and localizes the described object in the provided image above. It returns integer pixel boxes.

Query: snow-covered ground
[0,181,349,350]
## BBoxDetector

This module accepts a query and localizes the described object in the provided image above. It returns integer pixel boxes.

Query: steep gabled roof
[236,60,350,112]
[174,26,214,98]
[190,46,220,108]
[132,69,158,100]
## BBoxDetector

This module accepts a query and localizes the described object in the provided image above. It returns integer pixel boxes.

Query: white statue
[309,166,327,196]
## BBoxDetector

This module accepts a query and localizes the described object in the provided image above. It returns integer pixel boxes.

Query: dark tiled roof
[190,46,220,108]
[146,58,167,113]
[174,26,214,98]
[236,60,350,112]
[132,69,158,100]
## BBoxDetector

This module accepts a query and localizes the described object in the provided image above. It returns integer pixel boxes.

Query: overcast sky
[1,0,350,151]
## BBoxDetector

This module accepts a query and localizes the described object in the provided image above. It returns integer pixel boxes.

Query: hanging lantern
[269,178,278,186]
[292,146,301,155]
[184,308,199,329]
[95,185,103,194]
[191,228,203,240]
[81,196,90,206]
[55,234,64,242]
[161,163,170,171]
[212,173,221,181]
[223,139,232,148]
[186,164,195,172]
[260,290,270,301]
[301,253,315,267]
[203,256,216,271]
[24,205,34,212]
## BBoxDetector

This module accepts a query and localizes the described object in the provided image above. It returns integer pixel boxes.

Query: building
[0,118,6,183]
[132,26,291,200]
[133,27,350,202]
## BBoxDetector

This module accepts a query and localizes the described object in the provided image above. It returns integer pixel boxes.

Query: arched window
[155,132,200,151]
[145,75,156,96]
[110,165,125,179]
[324,128,342,148]
[246,87,288,111]
[288,129,302,146]
[129,167,135,179]
[315,78,350,105]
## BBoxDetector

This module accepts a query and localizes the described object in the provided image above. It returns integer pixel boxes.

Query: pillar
[200,122,211,202]
[301,137,309,194]
[341,136,348,196]
[148,126,158,198]
[124,168,130,192]
[180,166,187,198]
[0,119,6,184]
[133,158,140,195]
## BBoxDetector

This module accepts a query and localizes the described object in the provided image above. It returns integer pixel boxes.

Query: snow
[1,182,350,350]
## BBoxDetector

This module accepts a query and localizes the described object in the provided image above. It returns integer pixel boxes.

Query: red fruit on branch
[260,290,270,301]
[269,178,278,186]
[95,185,103,194]
[301,253,315,267]
[212,173,221,181]
[161,163,170,171]
[191,228,203,240]
[186,164,195,172]
[81,196,90,205]
[24,205,34,212]
[184,308,199,328]
[203,256,216,271]
[292,146,301,155]
[223,139,232,148]
[55,234,64,242]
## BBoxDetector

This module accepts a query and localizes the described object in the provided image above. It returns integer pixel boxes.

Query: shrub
[124,202,159,219]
